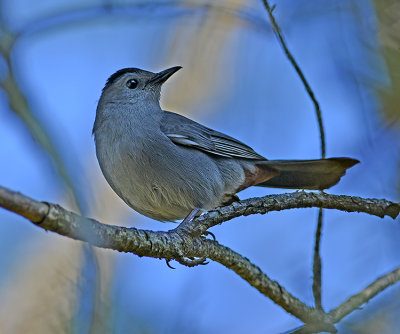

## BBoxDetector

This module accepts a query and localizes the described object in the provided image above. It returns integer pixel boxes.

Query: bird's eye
[126,79,138,89]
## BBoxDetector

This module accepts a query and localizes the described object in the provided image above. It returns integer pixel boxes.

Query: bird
[93,66,359,223]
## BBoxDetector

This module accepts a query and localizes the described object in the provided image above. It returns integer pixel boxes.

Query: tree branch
[312,208,324,310]
[1,184,399,331]
[0,186,49,223]
[0,27,84,211]
[175,191,399,237]
[328,267,400,322]
[0,185,331,326]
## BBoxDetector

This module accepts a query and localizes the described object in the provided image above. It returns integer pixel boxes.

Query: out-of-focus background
[0,0,399,333]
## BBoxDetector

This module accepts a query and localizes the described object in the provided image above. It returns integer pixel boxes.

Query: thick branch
[0,185,331,325]
[0,186,49,222]
[1,184,399,329]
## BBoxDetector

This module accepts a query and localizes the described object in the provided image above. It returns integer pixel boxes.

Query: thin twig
[312,208,324,310]
[261,0,326,157]
[329,267,400,322]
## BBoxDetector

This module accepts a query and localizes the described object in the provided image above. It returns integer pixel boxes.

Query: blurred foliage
[373,0,400,128]
[0,238,81,334]
[372,0,400,197]
[162,0,254,113]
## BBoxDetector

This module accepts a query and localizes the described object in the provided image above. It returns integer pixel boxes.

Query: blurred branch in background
[10,0,267,114]
[373,0,400,198]
[0,27,84,211]
[373,0,400,128]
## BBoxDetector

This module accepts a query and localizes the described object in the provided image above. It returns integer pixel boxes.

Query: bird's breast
[94,122,228,221]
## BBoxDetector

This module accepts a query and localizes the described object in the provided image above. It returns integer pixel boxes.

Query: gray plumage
[93,67,358,222]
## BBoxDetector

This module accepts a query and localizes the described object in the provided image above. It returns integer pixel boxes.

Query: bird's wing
[160,111,266,160]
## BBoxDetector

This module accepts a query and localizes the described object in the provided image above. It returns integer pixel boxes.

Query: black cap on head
[103,68,143,91]
[103,66,182,91]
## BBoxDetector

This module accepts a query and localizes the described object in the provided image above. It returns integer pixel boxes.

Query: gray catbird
[93,66,359,222]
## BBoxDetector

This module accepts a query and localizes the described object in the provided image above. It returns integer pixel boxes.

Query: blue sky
[1,1,399,333]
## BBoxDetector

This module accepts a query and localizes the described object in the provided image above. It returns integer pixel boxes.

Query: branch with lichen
[0,184,399,332]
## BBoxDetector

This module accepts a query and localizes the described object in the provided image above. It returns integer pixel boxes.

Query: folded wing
[161,111,266,160]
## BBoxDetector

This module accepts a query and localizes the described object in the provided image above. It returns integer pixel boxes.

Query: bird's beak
[147,66,182,86]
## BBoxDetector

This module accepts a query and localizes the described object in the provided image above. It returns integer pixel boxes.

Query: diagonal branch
[329,267,400,322]
[0,185,332,326]
[0,27,84,211]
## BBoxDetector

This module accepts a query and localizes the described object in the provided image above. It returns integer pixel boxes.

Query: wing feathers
[161,111,265,160]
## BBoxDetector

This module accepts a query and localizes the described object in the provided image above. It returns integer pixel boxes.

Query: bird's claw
[165,259,176,269]
[202,231,216,241]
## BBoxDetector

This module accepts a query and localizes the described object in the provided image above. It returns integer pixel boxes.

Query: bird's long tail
[256,157,359,190]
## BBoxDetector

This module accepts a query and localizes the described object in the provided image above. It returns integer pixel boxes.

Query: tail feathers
[256,157,359,190]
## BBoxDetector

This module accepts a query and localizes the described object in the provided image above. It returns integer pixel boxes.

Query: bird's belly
[97,136,226,221]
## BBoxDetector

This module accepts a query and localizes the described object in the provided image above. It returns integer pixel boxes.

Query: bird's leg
[167,208,210,267]
[171,208,200,239]
[181,208,200,225]
[176,208,218,242]
[175,208,201,236]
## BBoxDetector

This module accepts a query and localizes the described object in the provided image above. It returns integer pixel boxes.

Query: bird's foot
[176,256,209,267]
[165,259,176,269]
[202,231,216,241]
